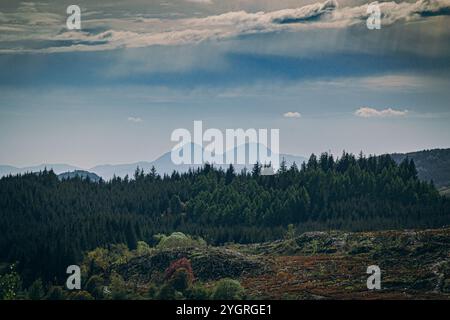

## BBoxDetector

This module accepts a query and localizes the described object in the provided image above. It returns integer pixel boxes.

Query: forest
[0,152,449,285]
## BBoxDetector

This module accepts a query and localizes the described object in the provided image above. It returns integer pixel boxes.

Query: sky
[0,0,450,168]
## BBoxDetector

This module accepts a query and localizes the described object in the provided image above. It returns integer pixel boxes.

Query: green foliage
[157,283,177,300]
[85,275,104,299]
[443,279,450,293]
[109,272,128,300]
[186,283,211,300]
[27,278,45,300]
[168,268,191,292]
[136,241,152,256]
[156,232,206,249]
[84,247,110,274]
[0,153,449,283]
[0,264,21,300]
[125,222,138,250]
[212,279,245,300]
[46,286,66,300]
[68,290,94,300]
[285,224,296,240]
[83,244,131,276]
[169,195,183,214]
[146,283,158,299]
[390,149,450,188]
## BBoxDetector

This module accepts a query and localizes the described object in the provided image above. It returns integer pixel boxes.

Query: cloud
[354,107,408,118]
[283,111,302,118]
[271,0,338,24]
[1,0,450,53]
[357,75,427,90]
[127,116,143,123]
[185,0,213,3]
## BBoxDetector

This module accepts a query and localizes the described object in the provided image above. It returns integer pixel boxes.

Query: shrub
[164,258,194,284]
[46,286,66,300]
[157,283,177,300]
[169,268,191,292]
[285,224,296,239]
[186,283,211,300]
[443,279,450,293]
[109,272,128,300]
[83,244,132,275]
[136,241,152,256]
[68,290,94,300]
[28,279,45,300]
[85,275,104,299]
[0,264,21,300]
[155,232,206,249]
[212,279,245,300]
[147,283,158,299]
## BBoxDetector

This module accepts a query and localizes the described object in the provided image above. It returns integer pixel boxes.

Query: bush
[147,283,158,299]
[212,279,245,300]
[68,290,94,300]
[186,283,211,300]
[285,224,296,239]
[164,258,194,283]
[46,286,66,300]
[136,241,152,256]
[83,244,132,275]
[157,283,177,300]
[0,264,21,300]
[169,268,191,292]
[109,272,128,300]
[85,275,104,299]
[155,232,206,249]
[28,279,45,300]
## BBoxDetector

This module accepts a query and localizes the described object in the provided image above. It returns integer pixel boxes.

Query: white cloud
[1,0,450,53]
[127,117,143,123]
[354,107,408,118]
[283,111,302,118]
[185,0,213,3]
[357,75,428,90]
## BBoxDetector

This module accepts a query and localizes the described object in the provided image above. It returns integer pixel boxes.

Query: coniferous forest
[1,152,449,285]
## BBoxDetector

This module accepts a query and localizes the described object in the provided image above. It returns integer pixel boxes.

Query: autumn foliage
[164,258,195,284]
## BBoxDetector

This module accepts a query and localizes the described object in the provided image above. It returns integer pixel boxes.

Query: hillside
[1,152,449,285]
[235,227,450,299]
[77,227,450,300]
[391,148,450,187]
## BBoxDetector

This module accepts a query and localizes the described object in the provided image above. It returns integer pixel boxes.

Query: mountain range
[2,147,450,187]
[0,143,307,181]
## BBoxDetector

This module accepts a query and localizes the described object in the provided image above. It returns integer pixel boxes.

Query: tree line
[0,152,449,283]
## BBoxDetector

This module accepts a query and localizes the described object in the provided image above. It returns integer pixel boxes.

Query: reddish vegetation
[236,228,450,300]
[240,253,449,300]
[164,257,195,283]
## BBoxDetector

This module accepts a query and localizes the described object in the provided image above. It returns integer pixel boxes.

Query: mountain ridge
[2,147,450,186]
[390,148,450,187]
[0,143,307,181]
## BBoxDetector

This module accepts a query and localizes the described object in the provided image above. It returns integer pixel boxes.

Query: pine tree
[225,164,235,184]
